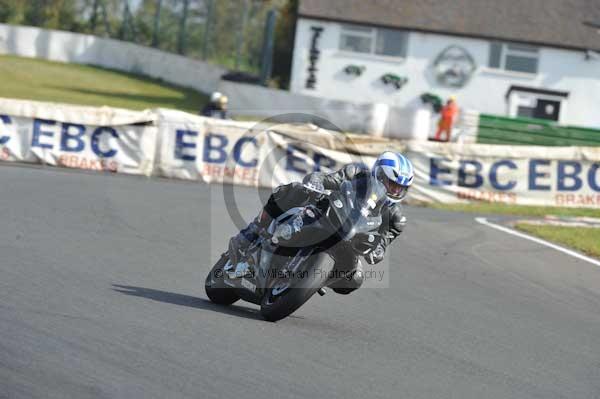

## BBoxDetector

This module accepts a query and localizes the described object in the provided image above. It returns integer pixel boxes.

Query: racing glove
[365,242,385,265]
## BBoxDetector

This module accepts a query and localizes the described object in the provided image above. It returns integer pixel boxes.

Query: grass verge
[420,202,600,258]
[0,55,207,113]
[419,202,600,218]
[515,223,600,258]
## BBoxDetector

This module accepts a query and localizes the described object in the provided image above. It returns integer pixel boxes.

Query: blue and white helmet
[372,151,414,204]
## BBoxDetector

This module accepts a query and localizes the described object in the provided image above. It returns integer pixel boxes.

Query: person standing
[434,96,459,142]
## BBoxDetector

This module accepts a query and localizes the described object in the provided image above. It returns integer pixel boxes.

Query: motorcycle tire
[260,252,333,322]
[205,254,240,305]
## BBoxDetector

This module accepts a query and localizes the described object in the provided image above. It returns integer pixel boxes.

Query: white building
[290,0,600,128]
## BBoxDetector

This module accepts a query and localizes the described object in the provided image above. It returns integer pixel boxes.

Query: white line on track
[475,217,600,268]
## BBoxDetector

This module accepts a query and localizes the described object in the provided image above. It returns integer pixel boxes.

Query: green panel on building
[477,115,600,147]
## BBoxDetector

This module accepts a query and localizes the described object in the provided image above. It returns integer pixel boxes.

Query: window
[339,25,373,54]
[375,28,408,57]
[489,42,539,74]
[340,24,407,57]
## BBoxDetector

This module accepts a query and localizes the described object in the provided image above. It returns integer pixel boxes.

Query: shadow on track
[111,284,263,320]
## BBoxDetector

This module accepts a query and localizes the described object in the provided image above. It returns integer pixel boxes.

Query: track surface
[1,166,600,399]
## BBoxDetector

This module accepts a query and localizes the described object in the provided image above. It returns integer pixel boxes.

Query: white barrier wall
[218,79,429,138]
[0,98,598,208]
[0,24,225,94]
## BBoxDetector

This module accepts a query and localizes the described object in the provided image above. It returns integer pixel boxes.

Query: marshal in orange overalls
[435,99,459,142]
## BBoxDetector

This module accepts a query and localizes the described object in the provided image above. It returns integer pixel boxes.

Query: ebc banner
[406,142,600,208]
[28,118,156,175]
[157,109,263,185]
[0,113,157,176]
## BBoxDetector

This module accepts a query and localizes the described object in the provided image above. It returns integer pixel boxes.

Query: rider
[228,151,413,294]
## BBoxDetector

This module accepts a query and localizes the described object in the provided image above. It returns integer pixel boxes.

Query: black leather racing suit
[253,163,407,294]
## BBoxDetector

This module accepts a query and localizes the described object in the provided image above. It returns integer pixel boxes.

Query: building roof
[299,0,600,51]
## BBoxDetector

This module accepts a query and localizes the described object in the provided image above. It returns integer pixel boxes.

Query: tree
[21,0,81,31]
[0,0,26,24]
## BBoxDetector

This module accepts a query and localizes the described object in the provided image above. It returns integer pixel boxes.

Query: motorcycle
[205,175,387,322]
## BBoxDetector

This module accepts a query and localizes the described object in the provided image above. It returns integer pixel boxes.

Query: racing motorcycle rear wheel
[205,254,240,305]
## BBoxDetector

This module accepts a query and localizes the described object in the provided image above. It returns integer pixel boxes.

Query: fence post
[119,1,136,41]
[202,0,214,60]
[152,0,163,48]
[177,0,190,55]
[234,0,250,70]
[119,2,127,39]
[260,9,278,86]
[90,0,99,33]
[99,0,111,37]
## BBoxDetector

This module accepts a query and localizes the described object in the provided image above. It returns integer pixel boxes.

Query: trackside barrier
[0,99,599,208]
[0,98,158,175]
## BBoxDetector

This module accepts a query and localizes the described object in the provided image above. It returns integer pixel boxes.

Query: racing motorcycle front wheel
[260,252,333,322]
[205,254,240,305]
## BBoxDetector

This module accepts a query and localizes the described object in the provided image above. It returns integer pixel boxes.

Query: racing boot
[228,211,271,265]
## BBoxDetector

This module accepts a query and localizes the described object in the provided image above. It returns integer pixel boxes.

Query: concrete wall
[290,18,600,129]
[0,23,226,94]
[218,79,428,138]
[219,79,383,134]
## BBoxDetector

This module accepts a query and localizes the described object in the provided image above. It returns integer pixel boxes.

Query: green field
[0,55,207,113]
[515,223,600,258]
[420,201,600,218]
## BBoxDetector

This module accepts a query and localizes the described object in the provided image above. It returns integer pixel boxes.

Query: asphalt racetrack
[1,165,600,399]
